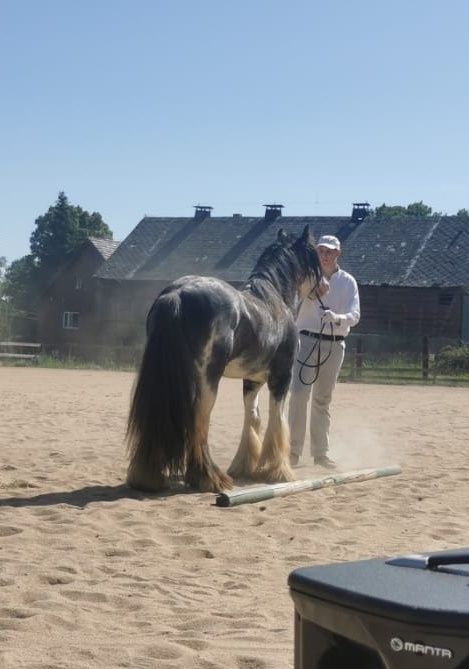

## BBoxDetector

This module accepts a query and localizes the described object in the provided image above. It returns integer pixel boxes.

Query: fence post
[356,337,363,379]
[350,347,356,380]
[422,335,429,380]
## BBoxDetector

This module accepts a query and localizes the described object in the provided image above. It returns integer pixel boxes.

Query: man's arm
[321,277,360,327]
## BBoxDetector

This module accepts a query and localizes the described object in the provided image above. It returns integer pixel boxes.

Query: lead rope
[297,291,334,386]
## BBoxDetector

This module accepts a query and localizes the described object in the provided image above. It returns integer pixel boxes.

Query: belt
[299,329,345,342]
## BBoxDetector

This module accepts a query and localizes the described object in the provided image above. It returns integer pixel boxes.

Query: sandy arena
[1,367,468,668]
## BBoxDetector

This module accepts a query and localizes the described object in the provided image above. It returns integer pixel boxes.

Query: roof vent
[194,205,213,221]
[264,204,284,222]
[352,202,370,223]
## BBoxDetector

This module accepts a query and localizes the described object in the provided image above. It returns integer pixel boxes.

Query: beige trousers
[288,334,345,458]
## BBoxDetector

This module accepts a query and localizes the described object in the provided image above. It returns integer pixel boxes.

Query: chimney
[351,202,370,224]
[263,204,284,222]
[336,202,371,243]
[194,205,213,221]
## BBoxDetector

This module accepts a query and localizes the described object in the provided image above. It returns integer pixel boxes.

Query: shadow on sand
[0,481,195,509]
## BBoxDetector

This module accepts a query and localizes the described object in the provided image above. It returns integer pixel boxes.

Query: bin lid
[289,548,469,628]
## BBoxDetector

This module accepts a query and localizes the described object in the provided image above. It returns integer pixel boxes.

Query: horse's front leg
[257,367,295,483]
[227,379,264,480]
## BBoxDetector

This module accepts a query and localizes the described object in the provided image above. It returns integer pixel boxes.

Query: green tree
[374,203,407,219]
[3,255,39,312]
[374,201,435,219]
[30,191,112,272]
[3,193,112,316]
[405,201,433,217]
[0,256,16,339]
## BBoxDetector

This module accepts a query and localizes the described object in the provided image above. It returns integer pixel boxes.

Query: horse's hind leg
[257,371,295,483]
[127,453,168,492]
[227,379,263,480]
[185,380,233,493]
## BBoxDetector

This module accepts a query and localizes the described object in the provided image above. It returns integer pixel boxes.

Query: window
[63,311,79,329]
[75,275,83,290]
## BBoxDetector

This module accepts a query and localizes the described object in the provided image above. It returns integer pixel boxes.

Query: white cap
[317,235,341,251]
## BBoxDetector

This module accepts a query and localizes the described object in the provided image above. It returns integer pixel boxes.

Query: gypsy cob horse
[126,226,324,493]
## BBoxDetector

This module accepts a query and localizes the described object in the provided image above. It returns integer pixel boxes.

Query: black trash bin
[289,548,469,668]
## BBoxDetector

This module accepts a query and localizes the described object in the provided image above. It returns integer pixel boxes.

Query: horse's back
[147,275,242,338]
[147,274,296,383]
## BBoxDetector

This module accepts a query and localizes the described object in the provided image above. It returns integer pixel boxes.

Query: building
[93,205,363,349]
[38,237,120,356]
[346,213,469,340]
[50,203,469,358]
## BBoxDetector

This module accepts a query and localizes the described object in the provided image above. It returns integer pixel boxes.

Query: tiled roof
[95,216,349,282]
[343,215,469,287]
[88,237,120,260]
[406,216,469,287]
[95,213,469,288]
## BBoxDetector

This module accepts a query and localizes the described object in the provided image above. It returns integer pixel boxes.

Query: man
[288,235,360,469]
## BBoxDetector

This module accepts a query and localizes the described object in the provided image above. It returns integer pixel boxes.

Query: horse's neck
[247,274,297,311]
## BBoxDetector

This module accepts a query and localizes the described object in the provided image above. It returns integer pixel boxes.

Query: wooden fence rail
[0,341,41,362]
[342,336,468,385]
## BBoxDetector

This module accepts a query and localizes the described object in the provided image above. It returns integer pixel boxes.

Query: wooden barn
[38,237,120,355]
[93,205,363,350]
[48,204,469,359]
[345,213,469,341]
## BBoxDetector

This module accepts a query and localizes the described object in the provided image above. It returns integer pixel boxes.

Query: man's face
[318,245,341,272]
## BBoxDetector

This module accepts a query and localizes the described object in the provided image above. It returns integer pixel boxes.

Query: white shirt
[296,267,360,337]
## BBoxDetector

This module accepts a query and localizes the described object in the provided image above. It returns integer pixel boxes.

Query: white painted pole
[215,465,402,507]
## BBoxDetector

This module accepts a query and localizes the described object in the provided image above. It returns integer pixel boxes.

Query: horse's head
[248,228,327,310]
[285,226,328,300]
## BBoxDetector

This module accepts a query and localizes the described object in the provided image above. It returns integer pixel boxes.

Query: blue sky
[2,0,469,262]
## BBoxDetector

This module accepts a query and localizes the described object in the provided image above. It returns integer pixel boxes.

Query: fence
[4,336,469,386]
[340,335,469,385]
[0,341,42,362]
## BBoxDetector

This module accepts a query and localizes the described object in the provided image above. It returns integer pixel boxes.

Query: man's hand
[322,310,342,325]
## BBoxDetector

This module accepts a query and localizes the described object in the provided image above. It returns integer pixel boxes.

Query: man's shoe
[290,453,300,466]
[314,455,337,470]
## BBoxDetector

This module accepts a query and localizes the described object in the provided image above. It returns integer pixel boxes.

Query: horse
[126,225,325,493]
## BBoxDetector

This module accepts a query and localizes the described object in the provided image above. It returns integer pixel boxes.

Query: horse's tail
[126,291,198,491]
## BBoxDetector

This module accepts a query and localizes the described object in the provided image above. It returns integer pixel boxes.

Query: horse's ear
[300,224,316,246]
[301,224,314,244]
[277,228,288,243]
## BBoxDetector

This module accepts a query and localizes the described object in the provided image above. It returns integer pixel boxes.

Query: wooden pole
[215,465,402,507]
[356,336,363,378]
[350,347,356,380]
[422,335,429,380]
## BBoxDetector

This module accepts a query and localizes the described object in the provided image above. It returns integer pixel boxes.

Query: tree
[373,204,407,219]
[0,256,16,339]
[405,201,433,217]
[374,201,435,219]
[3,255,39,313]
[30,191,112,272]
[3,193,112,315]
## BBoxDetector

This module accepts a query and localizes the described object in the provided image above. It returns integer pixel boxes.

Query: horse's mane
[245,233,318,309]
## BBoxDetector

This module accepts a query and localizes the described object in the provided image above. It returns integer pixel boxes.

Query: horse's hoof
[187,472,234,493]
[126,474,168,492]
[227,463,257,481]
[257,464,296,484]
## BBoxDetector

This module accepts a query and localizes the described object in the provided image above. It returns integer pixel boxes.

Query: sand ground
[1,367,468,668]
